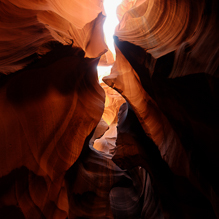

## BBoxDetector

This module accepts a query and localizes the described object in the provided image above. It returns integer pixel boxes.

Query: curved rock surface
[103,0,219,216]
[0,0,219,218]
[116,0,219,77]
[114,102,217,218]
[0,45,105,218]
[0,0,105,74]
[66,141,145,219]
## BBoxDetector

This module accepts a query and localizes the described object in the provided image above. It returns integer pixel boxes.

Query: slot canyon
[0,0,219,218]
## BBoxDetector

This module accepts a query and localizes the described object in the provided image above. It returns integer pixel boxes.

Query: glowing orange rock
[0,0,105,74]
[0,45,105,218]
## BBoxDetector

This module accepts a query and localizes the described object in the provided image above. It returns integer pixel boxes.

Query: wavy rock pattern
[103,0,219,216]
[92,83,125,154]
[0,45,105,218]
[66,139,146,219]
[104,45,188,176]
[104,41,218,218]
[0,0,219,218]
[0,0,105,74]
[114,102,217,218]
[116,0,219,76]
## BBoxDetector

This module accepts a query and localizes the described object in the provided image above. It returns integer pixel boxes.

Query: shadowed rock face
[65,132,146,219]
[0,44,105,218]
[114,102,217,219]
[0,0,219,218]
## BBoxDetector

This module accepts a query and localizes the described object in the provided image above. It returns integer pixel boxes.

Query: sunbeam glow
[103,0,122,55]
[97,66,113,82]
[97,0,122,83]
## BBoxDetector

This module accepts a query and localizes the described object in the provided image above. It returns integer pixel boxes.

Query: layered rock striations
[0,45,105,218]
[104,0,219,217]
[0,0,105,74]
[0,0,219,218]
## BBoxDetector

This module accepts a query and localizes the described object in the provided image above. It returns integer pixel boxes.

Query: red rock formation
[0,45,105,218]
[116,0,219,78]
[0,0,105,74]
[92,83,125,154]
[114,102,217,218]
[0,0,219,218]
[103,0,219,216]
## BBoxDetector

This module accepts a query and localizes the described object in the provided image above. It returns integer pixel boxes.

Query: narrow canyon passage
[0,0,218,218]
[93,0,124,153]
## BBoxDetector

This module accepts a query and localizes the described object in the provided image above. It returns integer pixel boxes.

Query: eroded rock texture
[0,45,105,218]
[103,0,219,217]
[0,0,219,218]
[66,136,146,219]
[0,0,105,74]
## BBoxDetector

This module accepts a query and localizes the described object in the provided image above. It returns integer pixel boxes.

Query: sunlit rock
[104,20,219,217]
[0,0,219,218]
[0,0,105,74]
[116,0,219,76]
[93,83,125,154]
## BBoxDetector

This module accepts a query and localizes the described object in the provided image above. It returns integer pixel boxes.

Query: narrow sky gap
[97,0,122,82]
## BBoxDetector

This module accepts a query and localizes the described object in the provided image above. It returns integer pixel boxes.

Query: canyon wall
[0,0,218,218]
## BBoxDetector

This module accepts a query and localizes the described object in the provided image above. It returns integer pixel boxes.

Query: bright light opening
[97,66,113,82]
[103,0,122,55]
[97,0,122,83]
